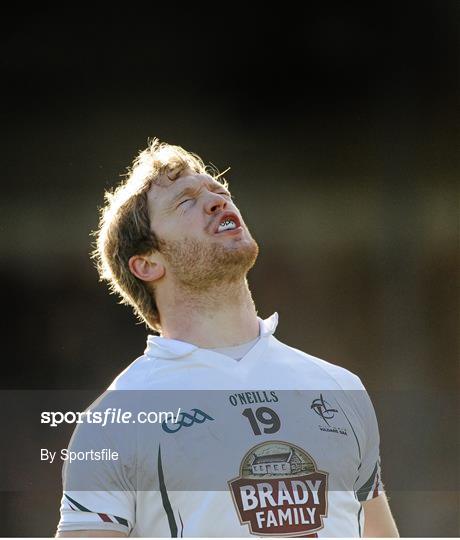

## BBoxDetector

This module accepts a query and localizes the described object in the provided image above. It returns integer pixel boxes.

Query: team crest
[229,441,328,537]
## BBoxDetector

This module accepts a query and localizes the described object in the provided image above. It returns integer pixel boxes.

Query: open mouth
[214,213,242,234]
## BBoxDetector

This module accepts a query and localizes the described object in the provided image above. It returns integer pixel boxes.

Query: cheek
[183,215,207,236]
[153,214,203,242]
[151,217,176,242]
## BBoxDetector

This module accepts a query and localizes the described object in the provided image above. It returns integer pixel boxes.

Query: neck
[156,277,260,348]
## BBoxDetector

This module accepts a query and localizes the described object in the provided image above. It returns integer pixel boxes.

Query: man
[57,139,398,537]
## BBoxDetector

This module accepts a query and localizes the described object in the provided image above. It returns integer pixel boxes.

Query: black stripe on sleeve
[64,494,129,528]
[114,515,129,527]
[356,462,378,501]
[64,494,91,512]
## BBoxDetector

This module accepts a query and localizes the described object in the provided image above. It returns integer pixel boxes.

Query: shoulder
[269,336,366,391]
[108,354,154,390]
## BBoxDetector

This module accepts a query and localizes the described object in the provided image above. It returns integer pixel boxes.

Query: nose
[204,192,228,215]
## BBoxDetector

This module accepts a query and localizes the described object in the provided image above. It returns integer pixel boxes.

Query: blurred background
[1,3,458,537]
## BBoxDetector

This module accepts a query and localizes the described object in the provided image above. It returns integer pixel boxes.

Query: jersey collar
[145,312,279,360]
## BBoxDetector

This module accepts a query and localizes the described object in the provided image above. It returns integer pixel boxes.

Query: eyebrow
[168,182,231,208]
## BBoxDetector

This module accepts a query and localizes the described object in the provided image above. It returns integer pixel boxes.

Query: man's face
[147,170,259,289]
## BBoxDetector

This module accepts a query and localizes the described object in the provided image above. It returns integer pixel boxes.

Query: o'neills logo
[229,441,328,537]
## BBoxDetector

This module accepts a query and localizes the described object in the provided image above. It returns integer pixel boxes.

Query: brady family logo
[161,408,214,433]
[229,441,328,537]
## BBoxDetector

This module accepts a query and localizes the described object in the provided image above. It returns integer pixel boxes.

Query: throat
[159,280,260,348]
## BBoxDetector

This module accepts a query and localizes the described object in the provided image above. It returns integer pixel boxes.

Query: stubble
[157,234,259,292]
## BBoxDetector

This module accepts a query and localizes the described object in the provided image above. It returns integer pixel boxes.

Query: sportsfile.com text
[41,408,181,427]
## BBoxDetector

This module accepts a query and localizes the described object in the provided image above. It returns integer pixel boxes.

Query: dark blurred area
[1,4,458,537]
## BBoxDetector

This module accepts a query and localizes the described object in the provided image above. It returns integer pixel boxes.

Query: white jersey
[58,312,383,537]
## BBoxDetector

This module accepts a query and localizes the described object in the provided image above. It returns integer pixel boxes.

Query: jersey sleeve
[353,387,384,501]
[57,391,138,535]
[57,490,134,535]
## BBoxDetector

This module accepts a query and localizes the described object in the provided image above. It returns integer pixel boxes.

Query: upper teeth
[218,219,237,232]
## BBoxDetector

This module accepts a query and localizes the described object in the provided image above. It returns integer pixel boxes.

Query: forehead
[147,170,225,213]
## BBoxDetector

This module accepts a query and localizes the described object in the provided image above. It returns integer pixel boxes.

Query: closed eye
[176,191,230,209]
[178,198,193,207]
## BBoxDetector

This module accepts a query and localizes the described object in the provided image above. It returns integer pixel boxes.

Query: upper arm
[57,392,137,536]
[351,386,384,502]
[349,383,398,535]
[362,492,399,538]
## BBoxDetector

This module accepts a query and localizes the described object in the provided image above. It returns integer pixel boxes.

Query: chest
[138,390,361,492]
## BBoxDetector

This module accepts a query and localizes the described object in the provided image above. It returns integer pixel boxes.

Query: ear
[128,254,165,283]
